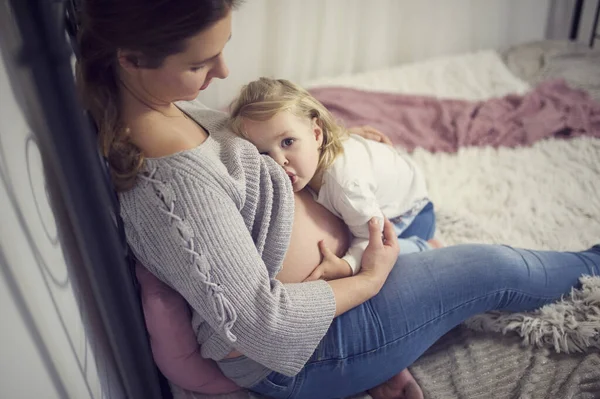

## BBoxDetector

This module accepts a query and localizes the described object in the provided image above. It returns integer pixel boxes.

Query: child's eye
[281,138,294,148]
[190,66,205,72]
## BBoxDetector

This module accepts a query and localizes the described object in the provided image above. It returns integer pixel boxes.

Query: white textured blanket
[406,136,600,398]
[414,136,600,252]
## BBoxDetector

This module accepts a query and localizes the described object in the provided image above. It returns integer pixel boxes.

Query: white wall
[0,46,124,399]
[0,274,62,399]
[199,0,552,109]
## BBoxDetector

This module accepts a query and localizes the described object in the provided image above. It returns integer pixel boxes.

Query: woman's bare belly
[276,189,350,283]
[225,190,350,358]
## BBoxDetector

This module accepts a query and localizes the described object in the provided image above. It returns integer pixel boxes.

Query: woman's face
[123,10,232,103]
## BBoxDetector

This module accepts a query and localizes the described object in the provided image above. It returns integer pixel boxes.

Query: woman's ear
[117,49,142,71]
[312,117,324,146]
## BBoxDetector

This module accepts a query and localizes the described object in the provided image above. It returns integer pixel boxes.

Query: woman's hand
[326,217,399,317]
[348,125,393,146]
[357,218,400,291]
[304,241,353,282]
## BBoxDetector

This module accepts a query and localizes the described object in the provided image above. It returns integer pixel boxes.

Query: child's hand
[348,125,393,146]
[304,240,353,282]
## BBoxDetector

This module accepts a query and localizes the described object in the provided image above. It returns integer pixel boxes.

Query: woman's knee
[391,244,529,294]
[369,246,522,341]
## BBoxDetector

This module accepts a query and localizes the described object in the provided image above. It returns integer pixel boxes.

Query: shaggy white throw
[409,136,600,354]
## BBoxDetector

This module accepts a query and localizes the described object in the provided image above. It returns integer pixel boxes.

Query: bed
[175,41,600,399]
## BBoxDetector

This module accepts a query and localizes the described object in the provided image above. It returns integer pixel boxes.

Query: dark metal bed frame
[570,0,600,47]
[1,0,167,398]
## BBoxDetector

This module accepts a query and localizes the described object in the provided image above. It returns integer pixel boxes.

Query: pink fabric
[309,79,600,152]
[135,264,241,394]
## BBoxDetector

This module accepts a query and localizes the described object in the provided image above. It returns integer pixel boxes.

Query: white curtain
[201,0,551,109]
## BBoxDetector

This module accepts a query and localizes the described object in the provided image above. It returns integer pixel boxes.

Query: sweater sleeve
[124,176,336,377]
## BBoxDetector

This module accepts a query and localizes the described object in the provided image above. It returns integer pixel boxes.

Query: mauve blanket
[309,79,600,152]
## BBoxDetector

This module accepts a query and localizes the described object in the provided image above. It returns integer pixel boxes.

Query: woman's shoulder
[118,160,236,230]
[128,100,230,159]
[119,135,261,212]
[177,99,231,133]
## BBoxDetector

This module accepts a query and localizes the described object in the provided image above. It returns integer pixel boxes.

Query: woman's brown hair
[76,0,242,191]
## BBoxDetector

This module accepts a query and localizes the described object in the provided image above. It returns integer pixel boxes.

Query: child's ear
[312,117,324,146]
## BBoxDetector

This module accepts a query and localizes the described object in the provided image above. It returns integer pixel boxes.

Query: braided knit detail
[140,167,238,342]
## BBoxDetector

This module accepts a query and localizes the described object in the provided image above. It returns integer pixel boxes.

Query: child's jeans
[392,201,436,254]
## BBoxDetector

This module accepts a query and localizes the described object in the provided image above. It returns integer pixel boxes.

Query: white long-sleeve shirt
[314,134,429,273]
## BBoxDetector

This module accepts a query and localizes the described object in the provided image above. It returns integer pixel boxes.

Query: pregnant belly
[226,190,350,358]
[276,189,350,283]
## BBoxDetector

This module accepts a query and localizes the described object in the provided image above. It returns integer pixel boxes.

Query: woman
[76,1,600,398]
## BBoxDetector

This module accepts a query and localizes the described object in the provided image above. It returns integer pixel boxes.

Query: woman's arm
[328,218,399,316]
[123,182,336,377]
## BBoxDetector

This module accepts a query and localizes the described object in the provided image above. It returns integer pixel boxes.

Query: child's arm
[304,218,384,281]
[304,241,354,282]
[348,125,393,146]
[342,237,371,274]
[333,179,386,275]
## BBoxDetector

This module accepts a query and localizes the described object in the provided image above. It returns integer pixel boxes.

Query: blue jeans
[250,244,600,399]
[395,202,436,254]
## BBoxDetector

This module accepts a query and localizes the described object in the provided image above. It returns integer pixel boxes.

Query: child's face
[242,111,323,192]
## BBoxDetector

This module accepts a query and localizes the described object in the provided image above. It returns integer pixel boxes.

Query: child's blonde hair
[229,77,347,173]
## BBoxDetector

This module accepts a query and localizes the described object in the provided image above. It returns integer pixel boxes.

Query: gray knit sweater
[119,100,336,384]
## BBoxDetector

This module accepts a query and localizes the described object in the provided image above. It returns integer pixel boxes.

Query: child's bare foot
[368,369,424,399]
[427,238,443,249]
